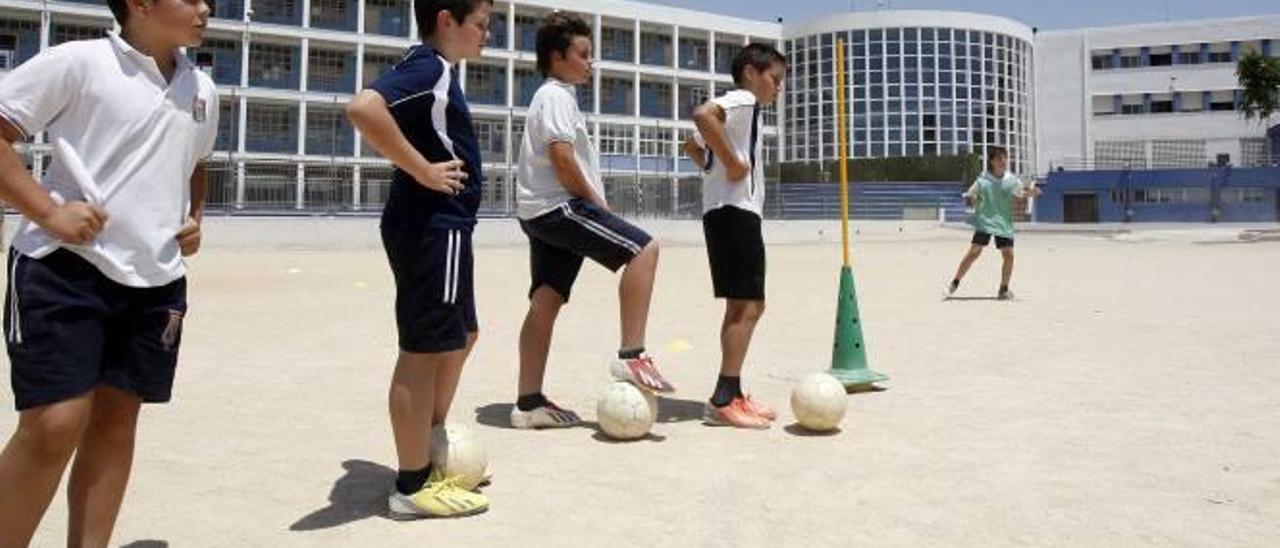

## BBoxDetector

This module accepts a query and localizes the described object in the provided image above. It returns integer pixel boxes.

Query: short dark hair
[415,0,493,41]
[536,12,591,77]
[107,0,129,26]
[987,146,1009,169]
[731,43,787,86]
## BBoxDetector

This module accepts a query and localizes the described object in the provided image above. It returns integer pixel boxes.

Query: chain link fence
[13,147,967,220]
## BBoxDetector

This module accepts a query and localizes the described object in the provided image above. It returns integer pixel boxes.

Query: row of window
[1108,188,1269,204]
[210,100,779,161]
[1093,91,1242,117]
[1090,39,1274,71]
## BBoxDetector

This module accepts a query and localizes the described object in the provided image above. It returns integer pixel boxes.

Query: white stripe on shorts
[560,203,642,256]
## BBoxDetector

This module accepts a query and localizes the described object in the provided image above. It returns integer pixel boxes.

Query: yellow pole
[836,40,851,267]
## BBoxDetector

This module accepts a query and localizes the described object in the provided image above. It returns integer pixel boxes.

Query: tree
[1236,50,1280,121]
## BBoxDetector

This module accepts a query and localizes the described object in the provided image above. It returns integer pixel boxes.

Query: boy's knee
[728,300,766,323]
[18,412,89,461]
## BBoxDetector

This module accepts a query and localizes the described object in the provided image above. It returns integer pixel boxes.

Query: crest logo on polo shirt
[192,97,207,123]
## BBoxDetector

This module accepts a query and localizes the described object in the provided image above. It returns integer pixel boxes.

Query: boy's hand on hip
[177,216,202,256]
[413,159,468,196]
[40,202,108,246]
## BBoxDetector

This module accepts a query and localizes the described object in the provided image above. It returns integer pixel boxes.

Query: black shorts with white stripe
[519,198,653,302]
[381,227,477,354]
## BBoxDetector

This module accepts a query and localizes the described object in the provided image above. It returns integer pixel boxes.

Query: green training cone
[828,266,888,388]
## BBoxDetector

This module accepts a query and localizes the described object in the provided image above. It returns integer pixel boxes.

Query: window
[639,126,671,157]
[1119,56,1142,68]
[249,43,298,89]
[1208,51,1232,63]
[1149,53,1173,66]
[245,103,298,154]
[1121,103,1144,115]
[488,11,508,49]
[515,15,539,52]
[1224,188,1267,204]
[1134,187,1210,204]
[598,124,634,156]
[305,106,353,156]
[601,76,634,115]
[1177,52,1202,65]
[466,63,507,106]
[308,48,354,93]
[514,67,539,107]
[1150,100,1174,114]
[365,0,410,38]
[601,26,634,62]
[640,31,672,67]
[1210,100,1235,112]
[254,0,302,26]
[310,0,356,32]
[678,37,709,71]
[472,118,506,158]
[52,23,108,45]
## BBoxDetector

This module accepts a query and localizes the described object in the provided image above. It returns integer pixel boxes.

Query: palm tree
[1236,50,1280,121]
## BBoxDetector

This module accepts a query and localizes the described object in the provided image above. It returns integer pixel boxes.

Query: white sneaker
[510,401,582,429]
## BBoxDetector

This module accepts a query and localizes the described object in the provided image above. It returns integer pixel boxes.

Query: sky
[642,0,1280,30]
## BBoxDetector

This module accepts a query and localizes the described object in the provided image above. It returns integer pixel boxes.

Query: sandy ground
[2,219,1280,547]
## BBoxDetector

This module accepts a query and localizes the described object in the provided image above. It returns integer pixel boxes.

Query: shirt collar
[108,32,193,79]
[546,77,575,91]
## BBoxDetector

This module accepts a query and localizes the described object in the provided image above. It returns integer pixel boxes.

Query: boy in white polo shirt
[509,13,675,429]
[0,0,217,544]
[685,44,787,429]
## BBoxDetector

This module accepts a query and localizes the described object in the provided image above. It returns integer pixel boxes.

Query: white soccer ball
[790,373,848,432]
[596,381,658,440]
[429,422,488,490]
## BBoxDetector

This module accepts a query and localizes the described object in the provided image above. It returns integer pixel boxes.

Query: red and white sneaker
[740,394,777,421]
[609,355,676,393]
[703,397,771,429]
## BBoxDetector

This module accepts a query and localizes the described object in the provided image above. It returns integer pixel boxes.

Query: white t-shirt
[516,79,603,220]
[0,33,219,287]
[696,89,764,217]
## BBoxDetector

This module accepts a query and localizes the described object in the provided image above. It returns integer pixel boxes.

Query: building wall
[1036,15,1280,173]
[0,0,782,213]
[782,11,1036,176]
[1039,166,1280,222]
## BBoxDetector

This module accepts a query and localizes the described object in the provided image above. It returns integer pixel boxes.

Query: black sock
[396,465,432,495]
[710,375,742,407]
[618,347,645,360]
[950,279,960,289]
[999,285,1010,293]
[516,393,548,412]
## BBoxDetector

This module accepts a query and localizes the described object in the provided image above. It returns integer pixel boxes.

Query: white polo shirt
[0,33,219,288]
[516,78,604,220]
[695,89,764,217]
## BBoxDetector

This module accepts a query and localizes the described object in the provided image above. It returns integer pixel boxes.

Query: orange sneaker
[703,397,771,429]
[741,394,777,421]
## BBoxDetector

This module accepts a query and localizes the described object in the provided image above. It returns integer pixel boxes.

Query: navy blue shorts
[703,206,766,300]
[972,231,1014,249]
[519,199,653,302]
[381,227,477,354]
[4,249,188,411]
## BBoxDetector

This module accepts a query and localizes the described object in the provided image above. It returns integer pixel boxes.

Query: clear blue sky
[644,0,1279,30]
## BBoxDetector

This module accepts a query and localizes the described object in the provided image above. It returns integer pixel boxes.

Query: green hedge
[773,153,982,184]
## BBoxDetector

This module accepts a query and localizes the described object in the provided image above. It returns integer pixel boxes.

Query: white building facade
[1036,15,1280,173]
[1,2,1278,215]
[783,11,1037,176]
